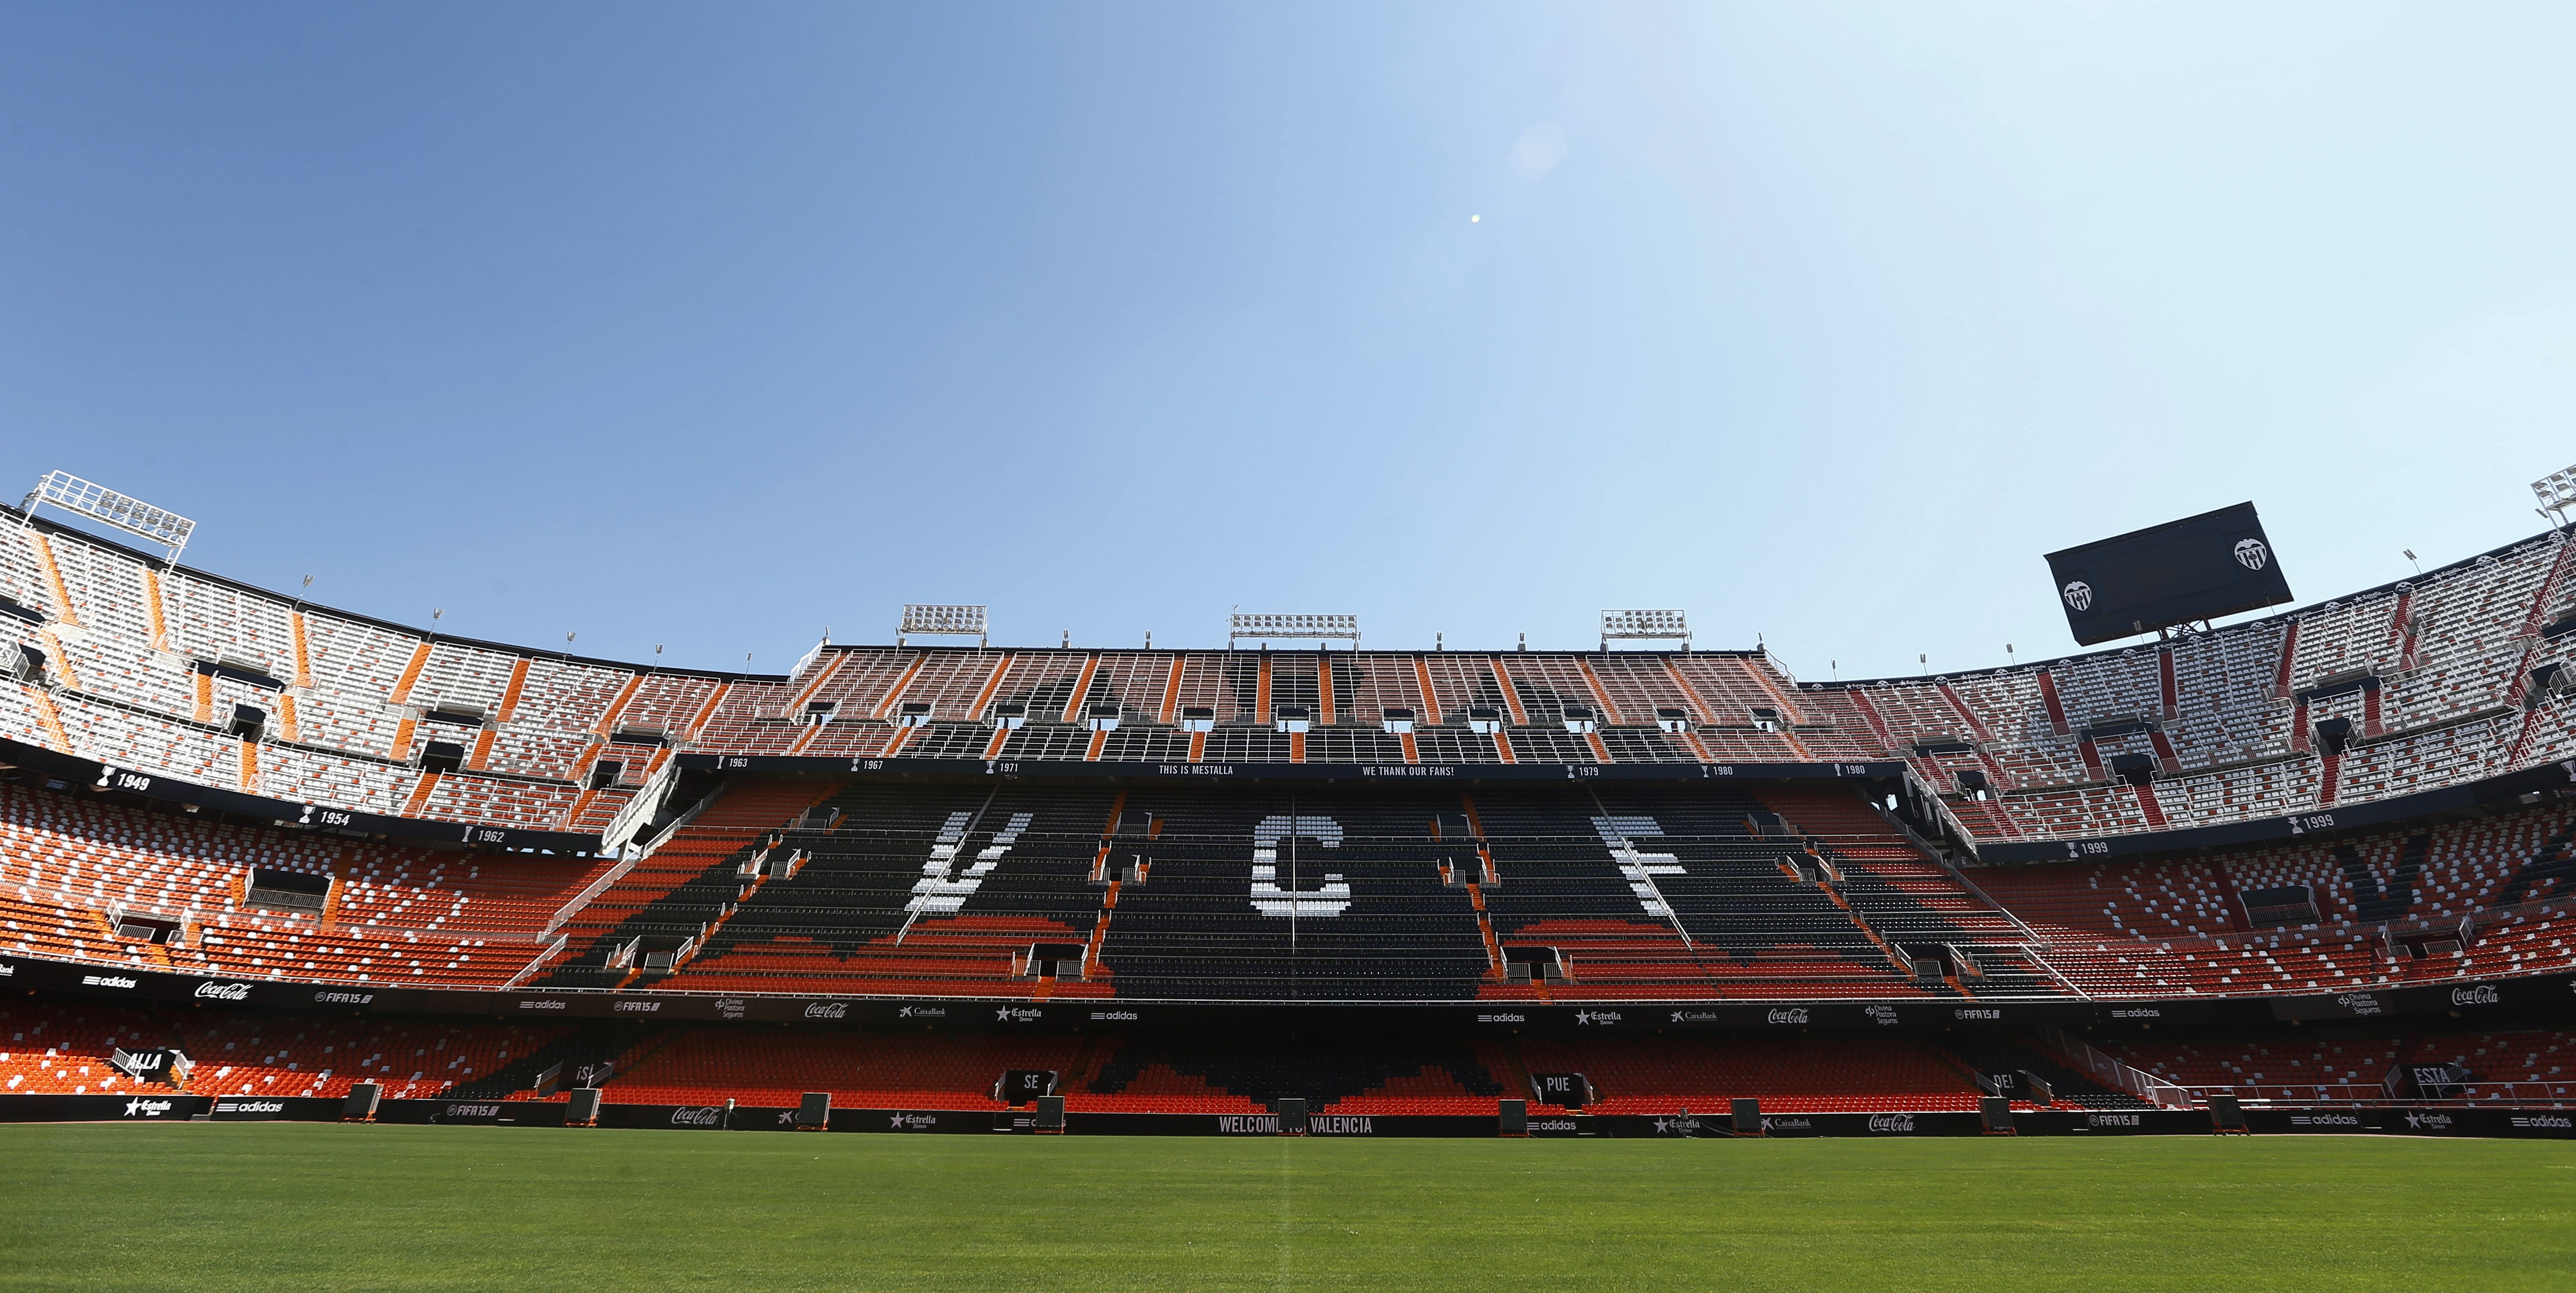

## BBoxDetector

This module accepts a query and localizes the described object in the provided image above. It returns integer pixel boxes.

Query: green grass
[0,1125,2572,1291]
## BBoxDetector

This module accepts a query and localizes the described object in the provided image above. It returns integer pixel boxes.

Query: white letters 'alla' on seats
[906,810,1036,914]
[1591,814,1684,919]
[1250,814,1352,917]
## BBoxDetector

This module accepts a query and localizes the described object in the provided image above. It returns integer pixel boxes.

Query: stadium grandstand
[2,485,2573,1138]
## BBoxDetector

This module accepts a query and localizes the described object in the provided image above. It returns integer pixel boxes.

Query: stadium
[11,8,2576,1288]
[4,469,2574,1148]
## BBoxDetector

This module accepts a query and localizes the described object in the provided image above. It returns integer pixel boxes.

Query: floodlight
[20,471,196,562]
[1228,613,1358,646]
[900,604,987,646]
[2536,465,2576,519]
[1600,609,1689,650]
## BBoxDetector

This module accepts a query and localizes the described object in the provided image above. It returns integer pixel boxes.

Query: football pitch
[1,1125,2571,1291]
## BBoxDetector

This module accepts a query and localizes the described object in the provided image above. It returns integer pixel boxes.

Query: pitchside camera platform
[2046,501,2293,645]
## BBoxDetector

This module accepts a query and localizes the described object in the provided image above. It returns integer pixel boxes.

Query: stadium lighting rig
[1229,613,1359,648]
[18,471,196,564]
[2533,464,2576,524]
[899,603,987,647]
[1600,608,1690,651]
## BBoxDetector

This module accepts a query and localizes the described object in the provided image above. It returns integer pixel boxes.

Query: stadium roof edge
[2,502,790,684]
[10,501,2565,687]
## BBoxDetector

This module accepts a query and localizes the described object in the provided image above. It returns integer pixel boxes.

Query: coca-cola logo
[1766,1008,1810,1025]
[195,982,252,1001]
[670,1107,724,1127]
[1867,1114,1915,1132]
[2451,985,2499,1006]
[803,1002,848,1019]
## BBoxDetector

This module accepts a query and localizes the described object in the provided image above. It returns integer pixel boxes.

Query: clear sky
[4,3,2572,680]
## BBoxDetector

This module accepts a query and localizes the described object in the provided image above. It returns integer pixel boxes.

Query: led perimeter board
[2046,502,2292,646]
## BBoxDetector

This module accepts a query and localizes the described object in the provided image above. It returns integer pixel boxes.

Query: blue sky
[4,3,2573,679]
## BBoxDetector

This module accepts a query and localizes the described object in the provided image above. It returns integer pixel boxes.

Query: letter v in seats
[1249,814,1352,917]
